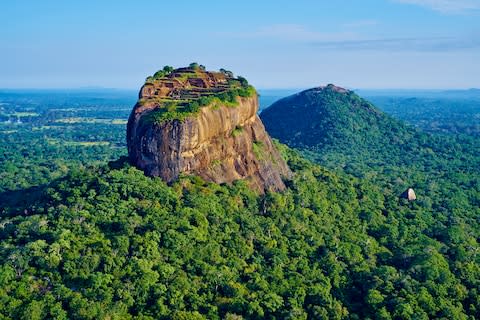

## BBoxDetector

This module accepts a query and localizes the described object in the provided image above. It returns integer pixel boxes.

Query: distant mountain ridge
[357,88,480,99]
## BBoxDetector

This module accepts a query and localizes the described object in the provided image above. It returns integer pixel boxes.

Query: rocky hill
[127,65,290,193]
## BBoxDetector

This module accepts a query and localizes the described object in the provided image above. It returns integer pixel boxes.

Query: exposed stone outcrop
[127,66,291,193]
[401,188,417,201]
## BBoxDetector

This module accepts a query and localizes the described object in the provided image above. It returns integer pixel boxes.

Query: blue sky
[1,0,479,89]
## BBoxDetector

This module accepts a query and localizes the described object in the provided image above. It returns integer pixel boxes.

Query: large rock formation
[127,65,291,193]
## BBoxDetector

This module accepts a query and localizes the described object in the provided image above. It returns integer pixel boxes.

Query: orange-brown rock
[127,66,291,193]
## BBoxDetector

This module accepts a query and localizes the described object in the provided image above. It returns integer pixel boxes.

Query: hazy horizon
[0,86,479,92]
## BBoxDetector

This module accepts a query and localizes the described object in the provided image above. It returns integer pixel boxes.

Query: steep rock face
[127,67,290,193]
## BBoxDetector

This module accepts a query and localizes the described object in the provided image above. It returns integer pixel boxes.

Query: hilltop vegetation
[138,65,255,124]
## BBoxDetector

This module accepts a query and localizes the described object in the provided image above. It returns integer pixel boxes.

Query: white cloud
[311,36,480,51]
[393,0,480,13]
[223,24,356,42]
[218,23,480,52]
[342,20,379,28]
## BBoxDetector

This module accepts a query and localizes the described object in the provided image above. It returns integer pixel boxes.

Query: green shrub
[189,62,200,70]
[152,65,174,79]
[232,126,243,137]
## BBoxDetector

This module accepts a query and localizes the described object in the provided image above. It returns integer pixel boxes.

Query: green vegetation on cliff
[145,86,256,124]
[139,65,256,124]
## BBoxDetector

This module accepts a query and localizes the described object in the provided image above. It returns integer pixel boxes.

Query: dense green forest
[1,89,479,319]
[2,148,479,319]
[259,87,480,318]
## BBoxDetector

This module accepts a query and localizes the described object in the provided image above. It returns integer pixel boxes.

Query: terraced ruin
[135,64,255,122]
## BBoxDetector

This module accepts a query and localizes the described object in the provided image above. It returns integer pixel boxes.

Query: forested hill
[260,84,479,189]
[261,84,395,151]
[260,84,428,175]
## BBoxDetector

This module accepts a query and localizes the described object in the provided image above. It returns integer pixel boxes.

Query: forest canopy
[0,146,479,319]
[0,89,479,319]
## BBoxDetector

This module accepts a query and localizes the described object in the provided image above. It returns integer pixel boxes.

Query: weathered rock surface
[127,67,291,193]
[401,188,417,201]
